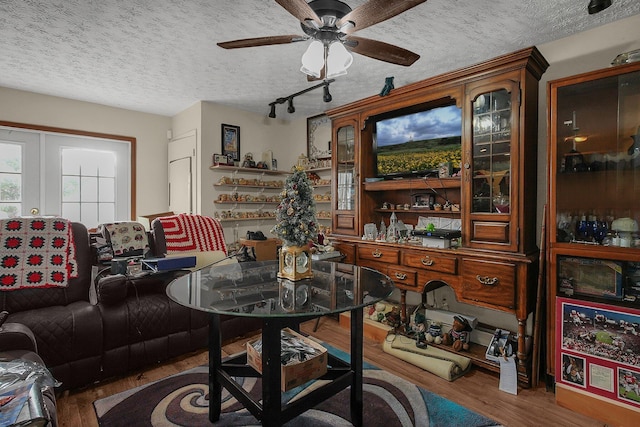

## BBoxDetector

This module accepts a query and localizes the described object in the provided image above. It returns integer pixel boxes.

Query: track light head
[287,98,295,113]
[323,83,332,103]
[588,0,612,14]
[268,103,276,118]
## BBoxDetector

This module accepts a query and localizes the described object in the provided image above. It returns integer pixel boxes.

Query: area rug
[94,346,502,427]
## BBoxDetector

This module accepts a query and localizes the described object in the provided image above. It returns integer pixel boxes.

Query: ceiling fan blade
[337,0,427,34]
[346,35,420,66]
[217,35,305,49]
[276,0,322,26]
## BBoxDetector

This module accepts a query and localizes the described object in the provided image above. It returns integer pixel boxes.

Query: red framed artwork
[556,297,640,408]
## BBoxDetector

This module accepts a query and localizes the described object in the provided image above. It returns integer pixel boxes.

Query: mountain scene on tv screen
[377,136,462,176]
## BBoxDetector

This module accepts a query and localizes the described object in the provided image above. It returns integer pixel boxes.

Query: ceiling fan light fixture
[326,41,353,78]
[300,40,325,78]
[338,20,355,33]
[588,0,612,14]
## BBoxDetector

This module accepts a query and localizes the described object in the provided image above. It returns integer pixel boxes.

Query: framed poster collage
[556,297,640,409]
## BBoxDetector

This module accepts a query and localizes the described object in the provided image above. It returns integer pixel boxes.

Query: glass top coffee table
[166,260,395,427]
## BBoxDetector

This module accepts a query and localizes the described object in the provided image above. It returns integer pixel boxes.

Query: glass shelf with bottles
[556,211,639,249]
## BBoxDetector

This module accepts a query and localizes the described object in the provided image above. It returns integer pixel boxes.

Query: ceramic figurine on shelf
[386,212,400,243]
[376,220,387,241]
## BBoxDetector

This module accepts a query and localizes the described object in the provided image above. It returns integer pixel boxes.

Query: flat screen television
[373,104,462,179]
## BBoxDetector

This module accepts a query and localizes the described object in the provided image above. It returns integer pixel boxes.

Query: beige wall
[170,100,308,217]
[0,86,172,218]
[0,87,311,222]
[200,101,307,218]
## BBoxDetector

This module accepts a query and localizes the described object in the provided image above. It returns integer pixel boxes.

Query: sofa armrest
[0,323,38,353]
[96,274,129,305]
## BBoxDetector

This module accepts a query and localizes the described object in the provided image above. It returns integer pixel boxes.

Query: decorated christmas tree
[272,166,318,247]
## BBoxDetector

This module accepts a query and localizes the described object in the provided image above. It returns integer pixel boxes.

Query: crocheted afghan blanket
[0,218,78,290]
[157,214,227,255]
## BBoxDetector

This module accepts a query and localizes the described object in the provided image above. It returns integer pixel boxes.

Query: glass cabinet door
[336,124,355,211]
[553,68,640,248]
[471,88,513,214]
[332,118,358,236]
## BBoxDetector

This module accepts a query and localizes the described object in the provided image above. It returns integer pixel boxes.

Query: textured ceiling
[1,0,639,118]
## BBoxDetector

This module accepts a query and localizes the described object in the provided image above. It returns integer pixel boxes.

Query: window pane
[99,177,115,202]
[81,202,98,226]
[62,202,80,222]
[81,154,99,176]
[0,203,20,218]
[62,176,80,202]
[81,177,98,202]
[99,153,116,177]
[61,149,81,175]
[98,202,115,223]
[0,143,22,173]
[0,174,21,202]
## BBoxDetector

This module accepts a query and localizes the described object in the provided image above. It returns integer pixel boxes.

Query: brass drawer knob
[421,256,434,266]
[476,275,498,285]
[395,272,407,280]
[372,249,382,258]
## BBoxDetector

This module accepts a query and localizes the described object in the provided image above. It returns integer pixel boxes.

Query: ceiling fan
[217,0,426,79]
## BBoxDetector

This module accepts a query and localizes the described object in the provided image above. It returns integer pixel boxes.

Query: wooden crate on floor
[339,311,393,343]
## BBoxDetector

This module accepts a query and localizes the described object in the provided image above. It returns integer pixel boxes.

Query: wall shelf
[210,165,290,175]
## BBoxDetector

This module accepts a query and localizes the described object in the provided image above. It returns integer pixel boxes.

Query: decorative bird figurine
[380,76,394,97]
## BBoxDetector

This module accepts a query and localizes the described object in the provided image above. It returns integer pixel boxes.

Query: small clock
[296,251,309,273]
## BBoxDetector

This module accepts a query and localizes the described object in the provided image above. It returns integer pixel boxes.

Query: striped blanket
[0,217,78,290]
[157,214,227,255]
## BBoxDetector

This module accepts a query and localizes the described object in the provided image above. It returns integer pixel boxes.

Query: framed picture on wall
[307,114,331,160]
[221,124,240,161]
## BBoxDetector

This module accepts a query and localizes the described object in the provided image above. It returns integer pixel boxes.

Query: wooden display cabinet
[326,47,549,386]
[546,62,640,424]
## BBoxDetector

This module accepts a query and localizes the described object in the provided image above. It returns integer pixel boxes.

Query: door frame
[0,120,137,219]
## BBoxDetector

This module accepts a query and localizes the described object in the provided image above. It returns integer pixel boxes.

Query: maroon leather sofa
[0,221,260,393]
[0,222,102,390]
[148,217,262,345]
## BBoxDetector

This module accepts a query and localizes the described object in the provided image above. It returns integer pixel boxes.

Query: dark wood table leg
[262,318,284,427]
[209,313,222,422]
[350,307,364,427]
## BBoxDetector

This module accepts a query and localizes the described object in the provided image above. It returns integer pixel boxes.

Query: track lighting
[323,83,332,103]
[588,0,612,14]
[267,79,335,118]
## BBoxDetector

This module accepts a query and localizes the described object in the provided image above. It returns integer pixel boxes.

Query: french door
[0,125,131,227]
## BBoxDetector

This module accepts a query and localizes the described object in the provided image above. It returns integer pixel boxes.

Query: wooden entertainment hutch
[325,47,549,386]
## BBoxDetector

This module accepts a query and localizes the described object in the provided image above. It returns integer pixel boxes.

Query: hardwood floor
[56,318,605,427]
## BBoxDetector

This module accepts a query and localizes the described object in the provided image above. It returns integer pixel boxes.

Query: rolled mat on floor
[382,334,471,381]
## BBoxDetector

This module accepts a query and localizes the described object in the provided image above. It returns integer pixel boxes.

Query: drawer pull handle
[395,272,407,280]
[421,257,434,266]
[476,275,498,285]
[372,249,382,258]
